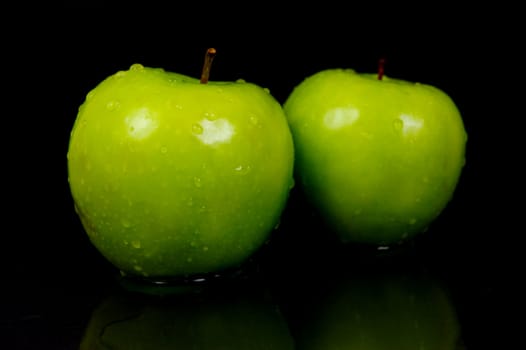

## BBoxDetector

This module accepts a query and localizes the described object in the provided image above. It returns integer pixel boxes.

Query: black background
[3,3,521,349]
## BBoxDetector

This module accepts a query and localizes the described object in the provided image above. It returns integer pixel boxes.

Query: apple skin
[283,69,467,245]
[67,64,294,279]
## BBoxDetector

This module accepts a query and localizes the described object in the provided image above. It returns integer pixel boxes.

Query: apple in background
[283,62,467,246]
[67,49,295,281]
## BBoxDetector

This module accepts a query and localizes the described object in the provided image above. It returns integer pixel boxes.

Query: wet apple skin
[284,69,467,245]
[68,64,295,278]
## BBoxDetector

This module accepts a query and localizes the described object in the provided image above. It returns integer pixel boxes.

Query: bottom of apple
[116,263,255,296]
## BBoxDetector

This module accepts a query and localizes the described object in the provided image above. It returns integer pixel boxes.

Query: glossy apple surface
[67,63,294,279]
[284,69,467,245]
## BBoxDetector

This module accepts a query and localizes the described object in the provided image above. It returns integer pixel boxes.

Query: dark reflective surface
[3,207,509,349]
[288,258,462,349]
[5,5,518,349]
[3,176,513,350]
[80,280,294,349]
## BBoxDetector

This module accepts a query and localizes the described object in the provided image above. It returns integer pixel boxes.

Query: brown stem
[377,57,386,80]
[200,48,217,84]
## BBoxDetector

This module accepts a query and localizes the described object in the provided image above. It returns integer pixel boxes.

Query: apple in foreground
[67,49,295,280]
[283,65,467,245]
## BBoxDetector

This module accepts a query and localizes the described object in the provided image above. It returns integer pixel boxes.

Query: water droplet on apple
[86,90,96,101]
[121,219,131,228]
[193,177,202,187]
[203,246,209,251]
[236,78,246,83]
[353,208,362,215]
[234,164,251,175]
[129,63,144,71]
[274,220,281,230]
[131,240,141,248]
[408,218,417,225]
[204,111,218,120]
[249,115,260,126]
[160,146,168,154]
[393,118,403,131]
[192,123,203,134]
[360,131,373,139]
[422,176,429,183]
[134,265,143,272]
[114,71,126,79]
[106,100,120,111]
[187,257,193,263]
[288,177,295,190]
[190,241,197,247]
[263,87,270,94]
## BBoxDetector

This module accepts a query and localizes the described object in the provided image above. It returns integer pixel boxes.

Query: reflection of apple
[294,265,462,350]
[79,284,294,349]
[284,67,467,245]
[67,49,294,279]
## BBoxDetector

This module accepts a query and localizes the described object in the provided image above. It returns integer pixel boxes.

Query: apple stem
[200,48,217,84]
[377,58,386,80]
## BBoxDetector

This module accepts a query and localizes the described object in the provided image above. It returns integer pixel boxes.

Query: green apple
[79,286,295,349]
[67,52,294,280]
[295,266,462,350]
[283,68,467,245]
